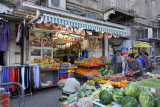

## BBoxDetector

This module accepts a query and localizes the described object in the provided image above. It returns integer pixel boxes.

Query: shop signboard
[124,26,131,38]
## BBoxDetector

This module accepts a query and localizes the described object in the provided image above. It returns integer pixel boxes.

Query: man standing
[128,53,143,79]
[136,52,146,68]
[63,52,69,63]
[144,52,152,72]
[68,51,75,64]
[111,50,122,74]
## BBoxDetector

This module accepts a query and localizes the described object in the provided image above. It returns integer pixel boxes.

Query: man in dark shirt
[128,53,143,79]
[136,52,146,68]
[144,52,152,73]
[69,51,75,64]
[63,52,69,63]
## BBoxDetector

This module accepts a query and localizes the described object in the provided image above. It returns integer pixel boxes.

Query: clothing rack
[0,64,38,68]
[0,64,39,97]
[0,17,8,22]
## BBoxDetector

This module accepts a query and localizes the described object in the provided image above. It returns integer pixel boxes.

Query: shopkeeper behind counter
[63,52,69,63]
[62,78,81,96]
[127,53,143,79]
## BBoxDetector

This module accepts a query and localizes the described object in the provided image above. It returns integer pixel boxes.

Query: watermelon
[99,90,112,105]
[155,95,160,107]
[121,96,138,107]
[124,82,141,97]
[139,91,154,107]
[112,91,124,104]
[113,88,122,94]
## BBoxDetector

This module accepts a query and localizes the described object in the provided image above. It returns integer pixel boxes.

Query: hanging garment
[25,67,30,89]
[0,21,12,51]
[0,51,4,65]
[31,67,35,89]
[14,67,19,90]
[16,23,24,47]
[9,67,15,92]
[33,66,39,88]
[21,67,26,90]
[18,67,22,84]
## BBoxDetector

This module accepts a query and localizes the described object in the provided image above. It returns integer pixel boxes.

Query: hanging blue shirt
[136,57,146,68]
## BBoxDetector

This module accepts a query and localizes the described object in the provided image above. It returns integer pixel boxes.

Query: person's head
[128,53,135,62]
[138,52,142,57]
[116,50,120,55]
[144,52,149,57]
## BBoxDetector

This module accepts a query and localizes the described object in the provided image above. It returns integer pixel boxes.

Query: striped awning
[42,14,127,36]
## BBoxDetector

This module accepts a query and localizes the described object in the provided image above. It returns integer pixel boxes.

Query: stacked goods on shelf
[34,57,60,69]
[67,69,75,78]
[75,57,111,67]
[75,68,100,76]
[59,70,68,80]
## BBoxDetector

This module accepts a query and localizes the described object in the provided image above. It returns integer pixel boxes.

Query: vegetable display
[137,78,160,89]
[121,96,138,107]
[58,96,68,102]
[154,95,160,107]
[112,91,124,104]
[99,90,112,105]
[139,91,154,107]
[124,82,141,98]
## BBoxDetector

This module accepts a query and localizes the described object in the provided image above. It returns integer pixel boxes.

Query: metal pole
[0,82,24,107]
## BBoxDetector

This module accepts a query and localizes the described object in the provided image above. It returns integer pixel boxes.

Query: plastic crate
[59,73,68,76]
[59,70,68,73]
[60,75,67,80]
[67,75,74,78]
[68,72,74,75]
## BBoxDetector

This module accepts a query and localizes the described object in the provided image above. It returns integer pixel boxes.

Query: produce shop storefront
[16,2,128,88]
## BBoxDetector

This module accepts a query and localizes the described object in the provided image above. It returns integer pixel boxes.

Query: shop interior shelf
[76,63,112,67]
[40,68,58,71]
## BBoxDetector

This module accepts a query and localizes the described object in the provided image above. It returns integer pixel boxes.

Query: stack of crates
[59,70,68,80]
[67,69,75,78]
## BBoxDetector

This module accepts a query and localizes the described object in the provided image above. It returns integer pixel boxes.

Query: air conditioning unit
[137,28,153,40]
[48,0,66,10]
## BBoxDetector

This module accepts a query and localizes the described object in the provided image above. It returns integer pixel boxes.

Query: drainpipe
[28,9,40,24]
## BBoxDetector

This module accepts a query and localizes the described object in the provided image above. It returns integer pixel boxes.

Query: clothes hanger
[0,17,8,22]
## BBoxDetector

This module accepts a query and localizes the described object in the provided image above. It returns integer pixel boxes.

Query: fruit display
[112,91,124,104]
[137,78,160,89]
[99,90,112,105]
[87,80,95,86]
[87,75,108,86]
[97,67,107,74]
[124,82,141,98]
[139,91,154,107]
[98,80,128,88]
[121,96,138,107]
[75,57,111,67]
[108,74,123,81]
[75,68,100,75]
